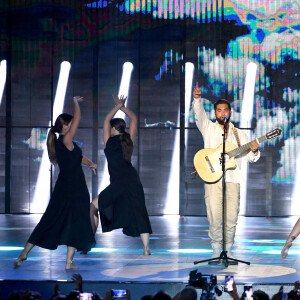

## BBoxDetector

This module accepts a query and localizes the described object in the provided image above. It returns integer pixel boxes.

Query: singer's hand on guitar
[193,82,201,99]
[194,128,281,183]
[250,141,259,153]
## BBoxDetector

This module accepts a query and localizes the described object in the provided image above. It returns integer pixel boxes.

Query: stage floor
[0,215,300,298]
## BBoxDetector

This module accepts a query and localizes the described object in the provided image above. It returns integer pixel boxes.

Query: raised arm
[120,106,137,142]
[192,82,211,135]
[103,96,126,146]
[112,95,137,142]
[63,96,83,150]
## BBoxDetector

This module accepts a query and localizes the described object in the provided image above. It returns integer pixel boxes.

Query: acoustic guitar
[193,128,282,183]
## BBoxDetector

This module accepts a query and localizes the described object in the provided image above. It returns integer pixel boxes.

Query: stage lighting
[0,60,7,104]
[115,62,134,119]
[99,62,134,193]
[164,63,194,215]
[185,62,194,145]
[31,61,71,213]
[89,247,117,253]
[239,62,257,215]
[164,110,179,214]
[0,246,23,251]
[263,250,300,255]
[292,152,300,214]
[240,62,257,128]
[53,61,71,120]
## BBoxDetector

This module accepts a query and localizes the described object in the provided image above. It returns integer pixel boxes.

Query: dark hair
[179,286,197,300]
[253,290,270,300]
[7,289,42,300]
[110,118,133,162]
[214,99,231,111]
[141,296,153,300]
[47,113,73,165]
[152,290,172,300]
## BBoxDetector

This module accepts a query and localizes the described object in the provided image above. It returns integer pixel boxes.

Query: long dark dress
[28,135,96,252]
[98,135,152,237]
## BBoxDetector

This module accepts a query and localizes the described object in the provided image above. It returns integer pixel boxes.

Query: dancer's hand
[105,290,113,300]
[72,273,83,292]
[73,96,84,102]
[53,283,61,295]
[112,94,126,107]
[193,82,201,99]
[89,163,97,175]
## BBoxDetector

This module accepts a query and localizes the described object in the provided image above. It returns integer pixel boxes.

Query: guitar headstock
[266,128,282,140]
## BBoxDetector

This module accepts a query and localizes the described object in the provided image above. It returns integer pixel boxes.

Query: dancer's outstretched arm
[287,218,300,241]
[82,156,97,175]
[63,96,83,150]
[119,106,137,142]
[103,96,126,146]
[281,217,300,258]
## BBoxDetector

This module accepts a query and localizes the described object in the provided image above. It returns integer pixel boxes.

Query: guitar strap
[233,128,241,147]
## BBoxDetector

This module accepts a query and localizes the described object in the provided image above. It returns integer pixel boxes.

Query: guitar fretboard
[227,135,267,158]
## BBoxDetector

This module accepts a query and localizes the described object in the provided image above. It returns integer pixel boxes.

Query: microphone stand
[194,120,250,267]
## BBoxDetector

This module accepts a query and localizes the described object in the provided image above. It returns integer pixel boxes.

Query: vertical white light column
[164,111,180,214]
[0,60,7,104]
[164,64,194,214]
[115,62,134,119]
[239,62,257,215]
[98,62,134,193]
[31,61,71,213]
[184,62,194,146]
[291,148,300,214]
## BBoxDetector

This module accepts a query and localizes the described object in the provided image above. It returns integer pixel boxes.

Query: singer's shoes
[208,259,222,265]
[226,250,238,265]
[208,248,222,265]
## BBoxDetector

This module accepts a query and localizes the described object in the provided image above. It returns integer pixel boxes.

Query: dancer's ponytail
[47,127,58,164]
[119,131,133,162]
[110,118,133,162]
[47,113,73,165]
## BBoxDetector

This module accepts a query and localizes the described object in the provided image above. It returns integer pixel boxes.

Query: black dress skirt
[98,135,152,237]
[28,135,96,252]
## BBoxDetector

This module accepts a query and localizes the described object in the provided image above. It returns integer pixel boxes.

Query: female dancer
[14,96,97,269]
[90,95,152,255]
[281,218,300,258]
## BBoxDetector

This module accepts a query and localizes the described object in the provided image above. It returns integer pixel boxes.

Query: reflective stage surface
[0,215,299,299]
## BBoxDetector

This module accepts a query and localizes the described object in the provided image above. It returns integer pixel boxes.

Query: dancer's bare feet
[65,260,79,270]
[143,247,151,256]
[13,252,27,268]
[281,236,295,258]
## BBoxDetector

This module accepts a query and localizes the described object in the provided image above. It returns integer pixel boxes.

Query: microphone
[223,116,229,125]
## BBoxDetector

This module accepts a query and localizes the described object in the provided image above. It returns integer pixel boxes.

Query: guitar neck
[228,135,267,158]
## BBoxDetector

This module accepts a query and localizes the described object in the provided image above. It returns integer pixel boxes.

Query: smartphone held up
[224,275,234,292]
[111,289,127,299]
[244,284,253,300]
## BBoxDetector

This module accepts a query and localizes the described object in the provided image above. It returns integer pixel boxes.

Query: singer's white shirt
[192,97,260,184]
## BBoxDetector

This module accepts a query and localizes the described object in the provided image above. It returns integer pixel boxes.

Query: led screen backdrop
[0,0,299,216]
